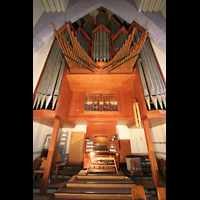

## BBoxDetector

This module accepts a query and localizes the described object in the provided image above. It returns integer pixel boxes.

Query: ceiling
[33,0,166,54]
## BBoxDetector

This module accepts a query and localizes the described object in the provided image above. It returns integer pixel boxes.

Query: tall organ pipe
[36,41,60,109]
[33,38,57,109]
[52,59,66,110]
[39,41,61,109]
[93,29,110,62]
[139,33,163,109]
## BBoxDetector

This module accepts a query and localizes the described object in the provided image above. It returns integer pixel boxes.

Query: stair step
[66,175,135,188]
[54,187,132,199]
[55,187,150,199]
[77,169,124,179]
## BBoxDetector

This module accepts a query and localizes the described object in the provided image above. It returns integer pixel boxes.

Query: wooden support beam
[142,117,162,188]
[40,118,60,194]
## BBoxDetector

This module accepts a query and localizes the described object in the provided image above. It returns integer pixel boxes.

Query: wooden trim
[128,20,148,35]
[40,118,60,194]
[112,26,129,43]
[92,23,110,35]
[82,16,95,29]
[108,16,121,28]
[142,118,162,188]
[96,11,108,26]
[66,183,135,188]
[54,193,131,199]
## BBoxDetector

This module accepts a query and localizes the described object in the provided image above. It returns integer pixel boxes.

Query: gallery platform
[54,170,150,199]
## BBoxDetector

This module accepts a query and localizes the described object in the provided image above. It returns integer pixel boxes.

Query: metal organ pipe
[33,37,58,109]
[103,31,106,61]
[76,32,89,54]
[110,20,120,35]
[93,33,97,61]
[52,59,66,110]
[133,27,166,110]
[139,32,163,109]
[96,13,107,26]
[114,31,127,54]
[33,30,70,110]
[106,33,109,61]
[83,20,93,35]
[99,28,103,61]
[93,29,110,62]
[39,41,61,109]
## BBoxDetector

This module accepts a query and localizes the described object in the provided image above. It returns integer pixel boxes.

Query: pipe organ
[33,11,166,112]
[33,8,166,190]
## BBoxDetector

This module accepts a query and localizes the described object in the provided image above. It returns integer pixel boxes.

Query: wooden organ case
[33,9,166,193]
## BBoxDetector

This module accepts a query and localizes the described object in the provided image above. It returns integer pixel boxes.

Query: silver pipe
[145,39,166,108]
[140,42,158,109]
[33,38,57,109]
[99,28,103,61]
[52,59,66,110]
[140,36,163,109]
[103,30,106,61]
[96,30,99,61]
[133,35,150,110]
[93,33,96,61]
[143,39,163,109]
[39,41,61,109]
[106,33,109,61]
[137,60,151,110]
[35,41,59,109]
[45,48,62,109]
[103,15,106,26]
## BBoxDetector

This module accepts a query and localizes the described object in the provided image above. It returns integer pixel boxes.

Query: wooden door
[119,139,131,163]
[68,132,85,165]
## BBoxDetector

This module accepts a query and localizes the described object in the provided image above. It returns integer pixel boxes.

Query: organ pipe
[134,27,166,110]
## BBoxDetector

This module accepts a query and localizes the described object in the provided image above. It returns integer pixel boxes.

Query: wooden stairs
[54,170,150,199]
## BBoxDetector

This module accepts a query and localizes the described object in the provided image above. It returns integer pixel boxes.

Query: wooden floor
[33,167,166,200]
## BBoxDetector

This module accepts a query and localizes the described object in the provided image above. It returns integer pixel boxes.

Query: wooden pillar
[40,118,60,194]
[142,117,162,187]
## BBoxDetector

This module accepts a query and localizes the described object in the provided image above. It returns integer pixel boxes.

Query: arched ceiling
[33,0,165,55]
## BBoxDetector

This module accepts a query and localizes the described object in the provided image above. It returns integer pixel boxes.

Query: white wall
[33,122,53,161]
[150,123,166,159]
[151,40,166,80]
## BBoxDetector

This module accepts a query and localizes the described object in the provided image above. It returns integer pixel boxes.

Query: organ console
[83,123,120,172]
